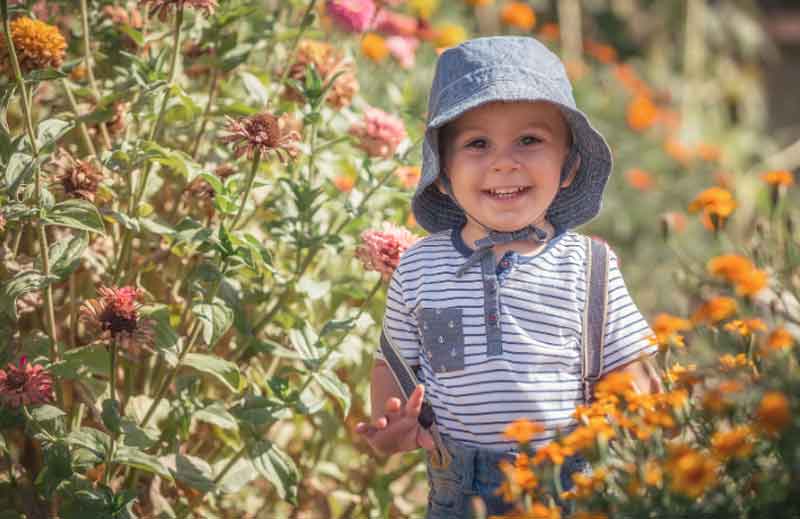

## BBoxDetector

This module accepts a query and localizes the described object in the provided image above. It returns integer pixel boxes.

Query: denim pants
[425,435,590,519]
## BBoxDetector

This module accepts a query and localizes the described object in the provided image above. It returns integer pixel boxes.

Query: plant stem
[80,0,112,150]
[1,0,38,158]
[212,445,246,486]
[229,154,262,231]
[190,70,219,160]
[61,78,98,158]
[104,340,119,486]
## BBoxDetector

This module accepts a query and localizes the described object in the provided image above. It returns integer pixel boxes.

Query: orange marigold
[718,353,750,372]
[691,296,737,325]
[760,170,794,187]
[503,418,545,444]
[584,40,617,64]
[332,175,355,192]
[624,168,655,191]
[695,142,722,162]
[626,95,659,132]
[733,268,768,296]
[664,137,694,165]
[0,17,66,77]
[434,23,467,48]
[538,22,559,42]
[711,425,753,460]
[764,327,794,352]
[756,391,791,435]
[532,441,574,466]
[500,2,536,31]
[465,0,493,5]
[613,64,651,97]
[361,33,389,62]
[688,187,737,231]
[652,313,692,349]
[666,362,700,386]
[723,318,766,337]
[707,254,756,283]
[666,444,718,498]
[394,165,421,188]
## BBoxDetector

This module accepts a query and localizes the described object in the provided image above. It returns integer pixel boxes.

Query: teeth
[489,187,526,196]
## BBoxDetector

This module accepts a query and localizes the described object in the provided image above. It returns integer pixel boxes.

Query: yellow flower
[666,444,718,498]
[434,23,467,49]
[0,17,67,77]
[409,0,440,19]
[466,0,493,5]
[688,187,737,231]
[724,318,767,337]
[361,33,389,62]
[756,391,791,435]
[760,170,794,187]
[712,426,753,460]
[691,297,737,325]
[500,2,536,31]
[644,460,663,487]
[503,418,545,444]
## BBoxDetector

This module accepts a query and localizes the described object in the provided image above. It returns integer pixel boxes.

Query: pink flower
[373,9,418,37]
[80,286,155,356]
[0,357,54,409]
[386,36,419,69]
[349,106,407,158]
[221,112,301,162]
[356,223,420,281]
[326,0,376,33]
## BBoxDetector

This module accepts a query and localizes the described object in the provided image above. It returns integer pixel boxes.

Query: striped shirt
[377,227,656,452]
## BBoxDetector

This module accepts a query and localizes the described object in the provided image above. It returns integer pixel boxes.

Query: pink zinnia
[386,36,418,69]
[356,223,419,281]
[373,9,417,37]
[0,357,54,408]
[349,106,407,158]
[80,286,155,355]
[326,0,376,33]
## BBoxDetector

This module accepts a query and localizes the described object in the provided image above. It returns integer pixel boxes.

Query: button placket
[482,252,503,357]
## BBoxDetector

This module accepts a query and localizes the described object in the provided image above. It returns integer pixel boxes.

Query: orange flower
[652,313,692,347]
[613,64,651,97]
[666,444,718,498]
[718,353,750,372]
[594,371,635,399]
[664,137,693,164]
[361,33,389,62]
[434,23,467,48]
[624,168,655,191]
[695,142,721,162]
[532,442,574,466]
[688,187,737,231]
[723,318,766,337]
[500,2,536,31]
[0,17,67,77]
[466,0,494,5]
[569,468,608,499]
[691,296,737,325]
[734,268,768,296]
[332,175,355,192]
[394,165,421,188]
[626,95,659,132]
[528,502,562,519]
[756,391,791,435]
[712,426,753,460]
[666,363,700,387]
[763,327,794,352]
[538,23,559,42]
[584,40,617,64]
[406,212,417,228]
[760,170,794,187]
[644,460,663,487]
[707,254,755,282]
[503,418,545,443]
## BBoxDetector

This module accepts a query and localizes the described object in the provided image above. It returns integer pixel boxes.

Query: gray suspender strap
[582,236,610,404]
[379,322,453,468]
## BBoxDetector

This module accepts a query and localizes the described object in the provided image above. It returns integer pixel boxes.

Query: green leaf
[105,210,140,232]
[213,455,257,493]
[67,427,111,457]
[139,217,174,236]
[35,441,73,498]
[288,321,322,366]
[0,270,59,320]
[40,231,88,279]
[5,152,33,195]
[115,445,173,480]
[162,454,215,493]
[101,399,122,435]
[194,402,238,431]
[0,432,6,454]
[240,71,268,106]
[50,345,110,379]
[183,353,242,393]
[119,418,158,449]
[313,370,351,416]
[36,118,74,151]
[29,404,66,422]
[199,173,223,195]
[247,440,299,505]
[191,301,233,347]
[26,68,67,82]
[42,199,106,235]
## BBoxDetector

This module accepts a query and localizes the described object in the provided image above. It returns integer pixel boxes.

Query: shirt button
[488,313,497,322]
[435,309,441,315]
[500,260,511,268]
[438,336,444,343]
[448,321,455,328]
[423,323,429,330]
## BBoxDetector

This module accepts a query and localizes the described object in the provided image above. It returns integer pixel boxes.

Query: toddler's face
[440,100,575,239]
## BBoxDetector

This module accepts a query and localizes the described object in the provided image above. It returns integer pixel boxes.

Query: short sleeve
[375,268,421,368]
[601,248,657,374]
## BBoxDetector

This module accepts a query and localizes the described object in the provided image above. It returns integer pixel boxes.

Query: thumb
[416,427,436,452]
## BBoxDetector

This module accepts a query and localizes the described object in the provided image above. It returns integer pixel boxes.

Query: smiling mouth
[483,186,531,199]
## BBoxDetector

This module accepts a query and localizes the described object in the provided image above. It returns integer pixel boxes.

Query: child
[355,36,662,517]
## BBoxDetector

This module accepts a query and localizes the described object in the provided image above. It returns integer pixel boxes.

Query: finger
[373,416,388,429]
[417,428,436,451]
[385,397,403,413]
[355,422,376,437]
[406,384,425,417]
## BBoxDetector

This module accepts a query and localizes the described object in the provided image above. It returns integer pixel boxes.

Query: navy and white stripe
[377,228,656,452]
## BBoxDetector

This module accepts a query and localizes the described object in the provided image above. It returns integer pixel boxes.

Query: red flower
[80,286,155,355]
[356,223,419,281]
[0,357,54,408]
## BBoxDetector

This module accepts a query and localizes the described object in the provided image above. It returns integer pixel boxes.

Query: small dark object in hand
[418,401,434,429]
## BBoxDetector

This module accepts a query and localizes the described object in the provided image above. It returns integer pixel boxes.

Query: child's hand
[354,384,435,456]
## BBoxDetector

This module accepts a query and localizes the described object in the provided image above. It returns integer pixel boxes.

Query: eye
[520,135,542,146]
[465,138,487,149]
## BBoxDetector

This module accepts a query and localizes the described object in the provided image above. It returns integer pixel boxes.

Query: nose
[491,149,520,173]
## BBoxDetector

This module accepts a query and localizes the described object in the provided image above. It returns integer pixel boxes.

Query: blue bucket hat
[412,36,613,236]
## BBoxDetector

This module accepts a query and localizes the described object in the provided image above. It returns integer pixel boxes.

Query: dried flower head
[48,148,105,203]
[80,286,155,355]
[0,17,66,78]
[326,0,376,33]
[0,357,54,408]
[349,106,407,158]
[281,39,359,109]
[139,0,217,21]
[356,223,419,281]
[221,112,301,162]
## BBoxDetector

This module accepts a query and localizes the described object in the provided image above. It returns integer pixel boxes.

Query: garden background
[0,0,799,518]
